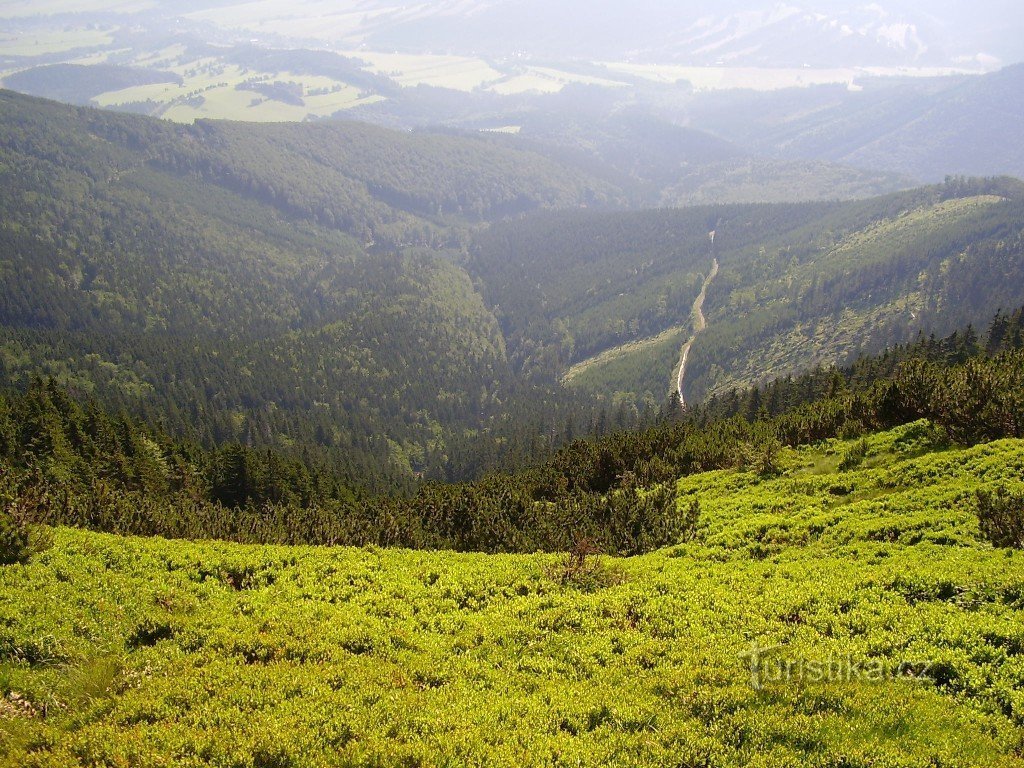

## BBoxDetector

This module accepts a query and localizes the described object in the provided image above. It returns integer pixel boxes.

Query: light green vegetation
[343,52,628,95]
[2,423,1023,766]
[348,51,506,92]
[564,323,689,386]
[0,28,114,57]
[92,57,383,122]
[828,195,1006,257]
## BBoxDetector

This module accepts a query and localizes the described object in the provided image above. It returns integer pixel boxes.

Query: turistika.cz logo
[738,641,936,691]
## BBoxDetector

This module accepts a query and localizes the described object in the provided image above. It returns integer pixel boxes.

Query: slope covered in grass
[2,423,1023,767]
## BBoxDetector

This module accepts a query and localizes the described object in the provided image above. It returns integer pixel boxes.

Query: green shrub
[548,536,625,591]
[976,487,1024,548]
[0,479,53,565]
[0,507,31,565]
[839,439,869,472]
[744,435,783,477]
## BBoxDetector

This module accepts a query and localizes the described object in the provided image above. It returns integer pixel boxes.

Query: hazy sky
[180,0,1024,67]
[1,1,1021,68]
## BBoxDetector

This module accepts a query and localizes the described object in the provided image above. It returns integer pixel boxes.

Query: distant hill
[2,88,1023,486]
[3,64,182,105]
[186,0,1024,68]
[690,65,1024,181]
[510,107,911,207]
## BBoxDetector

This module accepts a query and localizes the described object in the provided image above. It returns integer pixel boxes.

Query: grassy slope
[2,422,1023,767]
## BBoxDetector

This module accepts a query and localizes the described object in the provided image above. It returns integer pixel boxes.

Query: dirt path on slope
[674,257,719,407]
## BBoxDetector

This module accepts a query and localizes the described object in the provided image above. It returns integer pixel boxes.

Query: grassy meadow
[2,422,1023,766]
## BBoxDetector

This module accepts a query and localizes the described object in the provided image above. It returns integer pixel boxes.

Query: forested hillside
[3,89,1024,492]
[0,90,619,490]
[689,65,1024,182]
[473,178,1024,409]
[688,179,1024,402]
[510,108,910,208]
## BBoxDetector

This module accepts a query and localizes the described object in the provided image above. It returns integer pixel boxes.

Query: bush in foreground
[976,487,1024,548]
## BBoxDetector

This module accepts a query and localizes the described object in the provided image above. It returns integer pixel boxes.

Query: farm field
[94,66,383,122]
[348,50,506,92]
[2,422,1023,766]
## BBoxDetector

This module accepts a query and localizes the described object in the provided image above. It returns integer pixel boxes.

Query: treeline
[0,379,682,555]
[697,305,1024,424]
[4,308,1023,556]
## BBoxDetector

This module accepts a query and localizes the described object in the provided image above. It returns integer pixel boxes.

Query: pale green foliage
[1,424,1023,766]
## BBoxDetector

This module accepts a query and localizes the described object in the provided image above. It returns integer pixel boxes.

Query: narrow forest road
[675,257,719,407]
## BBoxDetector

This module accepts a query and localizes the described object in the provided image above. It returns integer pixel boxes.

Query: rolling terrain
[6,4,1024,205]
[1,6,1023,767]
[3,89,1024,479]
[688,64,1024,181]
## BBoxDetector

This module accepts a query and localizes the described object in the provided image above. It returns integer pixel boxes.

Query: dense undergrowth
[1,424,1023,766]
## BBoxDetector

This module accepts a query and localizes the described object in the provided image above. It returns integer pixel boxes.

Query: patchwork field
[2,423,1023,766]
[350,51,506,92]
[93,65,383,122]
